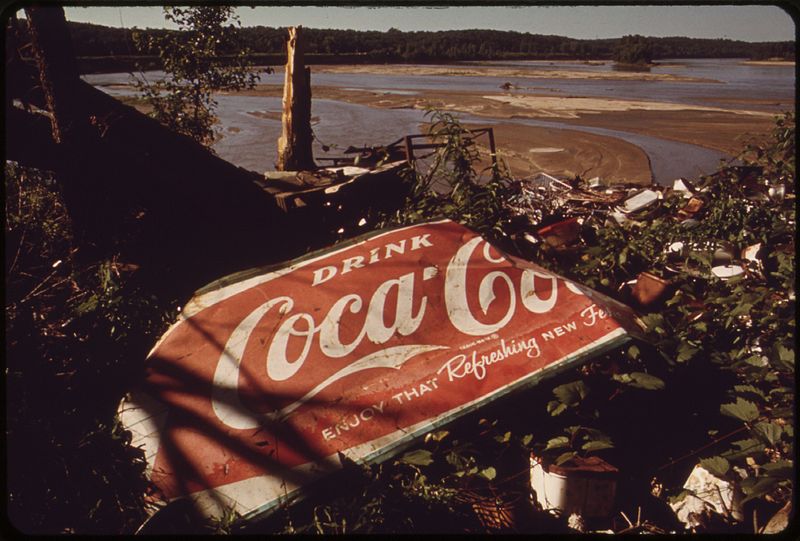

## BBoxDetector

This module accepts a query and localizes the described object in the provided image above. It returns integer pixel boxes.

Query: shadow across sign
[120,219,641,523]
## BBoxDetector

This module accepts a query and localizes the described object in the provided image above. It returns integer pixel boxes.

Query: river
[83,59,794,183]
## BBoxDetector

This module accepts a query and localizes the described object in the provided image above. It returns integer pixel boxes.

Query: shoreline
[111,77,789,184]
[234,84,782,156]
[310,63,719,83]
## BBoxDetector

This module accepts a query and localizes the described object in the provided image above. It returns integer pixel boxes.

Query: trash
[526,172,573,192]
[679,218,700,229]
[671,178,695,197]
[530,453,619,518]
[609,210,629,225]
[677,196,705,218]
[587,176,602,189]
[618,189,660,214]
[762,499,791,534]
[121,220,642,524]
[711,265,745,279]
[768,183,786,203]
[711,242,736,266]
[567,513,587,532]
[741,243,762,264]
[666,241,687,257]
[537,217,581,248]
[668,464,743,531]
[631,272,672,307]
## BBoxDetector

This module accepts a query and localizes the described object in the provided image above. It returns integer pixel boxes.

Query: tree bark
[25,6,107,255]
[24,6,88,145]
[276,26,315,171]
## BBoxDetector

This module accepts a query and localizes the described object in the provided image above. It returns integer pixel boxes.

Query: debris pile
[500,166,793,311]
[484,159,794,534]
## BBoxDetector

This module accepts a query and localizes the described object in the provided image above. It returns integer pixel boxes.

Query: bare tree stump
[276,26,315,171]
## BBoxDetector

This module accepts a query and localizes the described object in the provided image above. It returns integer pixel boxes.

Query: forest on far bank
[14,18,795,72]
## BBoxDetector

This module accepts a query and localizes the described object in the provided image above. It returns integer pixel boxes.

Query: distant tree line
[613,35,654,65]
[13,19,795,69]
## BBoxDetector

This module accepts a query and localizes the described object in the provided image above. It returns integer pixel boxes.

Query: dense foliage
[131,7,260,145]
[54,19,796,69]
[5,162,180,533]
[614,34,654,65]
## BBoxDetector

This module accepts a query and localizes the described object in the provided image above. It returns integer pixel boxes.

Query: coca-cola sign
[120,219,639,521]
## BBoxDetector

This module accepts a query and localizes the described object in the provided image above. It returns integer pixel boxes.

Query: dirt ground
[460,122,652,184]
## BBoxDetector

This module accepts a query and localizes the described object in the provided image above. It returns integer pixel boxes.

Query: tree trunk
[276,26,315,171]
[16,7,312,298]
[25,6,106,255]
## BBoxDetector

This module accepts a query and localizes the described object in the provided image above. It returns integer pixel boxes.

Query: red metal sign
[120,219,638,521]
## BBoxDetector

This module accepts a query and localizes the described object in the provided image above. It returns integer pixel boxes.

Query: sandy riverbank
[740,60,795,66]
[462,122,652,184]
[115,75,787,184]
[236,84,781,157]
[311,63,719,83]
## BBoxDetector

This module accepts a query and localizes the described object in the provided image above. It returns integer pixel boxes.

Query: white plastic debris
[667,241,686,256]
[324,166,370,177]
[527,172,572,192]
[609,210,629,225]
[530,454,618,519]
[669,464,743,530]
[711,265,744,279]
[741,243,761,263]
[619,189,660,214]
[567,513,587,532]
[672,178,694,197]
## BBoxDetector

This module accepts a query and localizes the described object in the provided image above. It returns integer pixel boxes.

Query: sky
[61,5,796,42]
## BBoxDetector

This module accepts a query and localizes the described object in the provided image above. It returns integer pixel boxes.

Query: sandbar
[311,63,718,83]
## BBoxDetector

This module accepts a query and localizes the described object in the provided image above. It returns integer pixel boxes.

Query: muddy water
[458,114,730,184]
[83,58,791,182]
[213,95,426,172]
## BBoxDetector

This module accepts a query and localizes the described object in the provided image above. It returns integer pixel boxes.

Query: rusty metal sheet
[120,219,640,522]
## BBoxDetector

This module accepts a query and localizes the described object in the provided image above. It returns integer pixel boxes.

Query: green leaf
[544,436,570,451]
[720,397,760,422]
[425,430,450,443]
[521,434,533,447]
[734,384,767,401]
[398,449,434,467]
[547,401,567,416]
[582,440,614,452]
[554,451,577,466]
[741,476,780,504]
[479,467,497,481]
[761,460,793,479]
[699,456,730,478]
[753,422,783,446]
[552,380,588,407]
[676,342,700,363]
[627,372,666,390]
[75,295,99,315]
[494,431,512,444]
[626,345,641,360]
